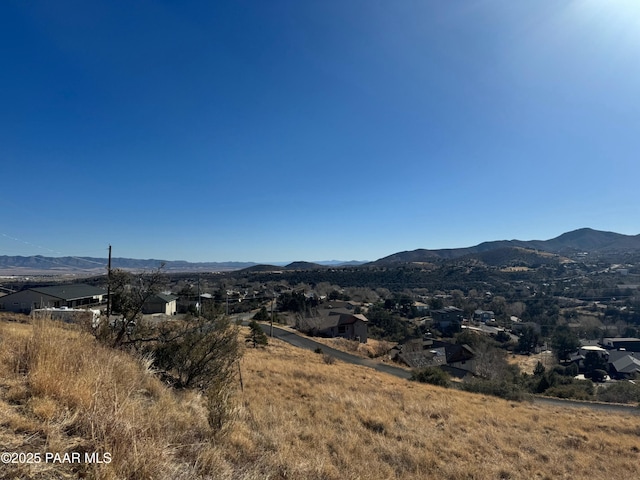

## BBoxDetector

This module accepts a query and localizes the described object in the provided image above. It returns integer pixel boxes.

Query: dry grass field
[301,334,396,360]
[0,316,639,479]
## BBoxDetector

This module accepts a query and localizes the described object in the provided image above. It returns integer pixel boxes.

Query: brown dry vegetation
[304,335,396,360]
[1,317,639,479]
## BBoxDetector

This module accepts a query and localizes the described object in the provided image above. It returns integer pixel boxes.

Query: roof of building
[474,309,495,315]
[28,284,107,300]
[146,293,178,303]
[611,355,640,374]
[316,313,368,330]
[432,306,464,314]
[399,347,447,369]
[580,345,608,352]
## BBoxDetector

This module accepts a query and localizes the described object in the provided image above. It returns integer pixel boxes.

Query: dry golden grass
[306,335,396,359]
[224,341,640,480]
[0,318,639,480]
[0,318,213,479]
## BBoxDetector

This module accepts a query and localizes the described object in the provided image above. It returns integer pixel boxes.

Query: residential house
[569,345,609,369]
[413,302,429,315]
[431,306,464,334]
[142,293,178,315]
[431,340,475,374]
[601,337,640,353]
[315,311,368,343]
[177,293,215,314]
[0,284,107,314]
[473,309,495,323]
[394,338,447,369]
[608,351,640,379]
[392,338,475,375]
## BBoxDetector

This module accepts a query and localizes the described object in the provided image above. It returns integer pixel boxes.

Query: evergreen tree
[253,306,269,321]
[247,320,268,348]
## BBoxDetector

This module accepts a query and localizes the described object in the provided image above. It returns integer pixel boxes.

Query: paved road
[265,324,412,379]
[260,323,640,415]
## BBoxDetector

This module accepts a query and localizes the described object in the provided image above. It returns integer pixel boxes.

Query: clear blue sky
[2,1,639,263]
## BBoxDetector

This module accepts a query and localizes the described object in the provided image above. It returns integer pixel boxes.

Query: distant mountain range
[0,256,366,275]
[0,228,638,275]
[369,228,640,266]
[0,256,255,275]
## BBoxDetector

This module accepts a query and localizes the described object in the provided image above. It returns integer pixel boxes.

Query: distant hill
[370,228,640,266]
[0,255,256,275]
[284,261,326,270]
[315,260,368,266]
[240,264,285,273]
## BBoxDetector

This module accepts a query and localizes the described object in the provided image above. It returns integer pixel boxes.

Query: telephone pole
[106,245,112,320]
[270,291,275,337]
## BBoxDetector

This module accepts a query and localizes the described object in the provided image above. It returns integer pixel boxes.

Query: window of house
[338,325,346,334]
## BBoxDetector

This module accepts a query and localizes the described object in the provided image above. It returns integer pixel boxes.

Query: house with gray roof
[142,293,178,315]
[608,351,640,379]
[392,338,475,375]
[0,284,107,313]
[298,309,368,343]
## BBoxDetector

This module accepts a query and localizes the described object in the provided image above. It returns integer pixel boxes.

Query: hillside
[1,316,639,479]
[372,228,640,266]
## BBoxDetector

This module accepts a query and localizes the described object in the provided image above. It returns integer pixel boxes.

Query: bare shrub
[323,354,336,365]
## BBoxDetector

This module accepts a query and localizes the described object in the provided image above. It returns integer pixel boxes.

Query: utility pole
[270,291,275,337]
[106,245,112,321]
[197,274,201,316]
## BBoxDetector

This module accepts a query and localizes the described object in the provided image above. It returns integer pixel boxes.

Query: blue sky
[2,1,639,263]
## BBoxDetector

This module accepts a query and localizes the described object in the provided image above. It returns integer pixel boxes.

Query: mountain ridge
[369,228,640,266]
[1,228,638,274]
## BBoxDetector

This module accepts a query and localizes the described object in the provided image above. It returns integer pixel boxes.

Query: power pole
[197,274,201,316]
[106,245,112,321]
[270,291,275,337]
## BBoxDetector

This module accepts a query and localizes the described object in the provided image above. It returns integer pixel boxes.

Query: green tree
[517,325,539,354]
[429,297,444,310]
[551,326,580,362]
[495,330,512,344]
[246,320,268,348]
[533,361,546,376]
[583,351,608,379]
[253,306,269,321]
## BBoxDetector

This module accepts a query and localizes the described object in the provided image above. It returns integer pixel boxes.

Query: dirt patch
[508,351,555,374]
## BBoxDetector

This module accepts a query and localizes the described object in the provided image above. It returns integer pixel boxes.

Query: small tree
[410,367,450,387]
[253,306,269,321]
[551,326,580,363]
[246,320,268,348]
[151,313,240,390]
[101,264,167,347]
[583,351,608,379]
[533,361,546,376]
[516,325,539,354]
